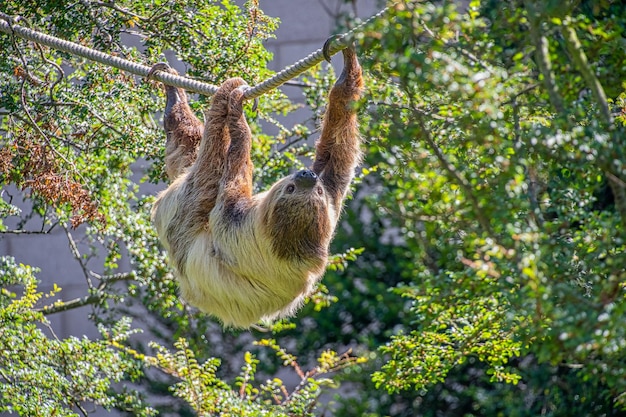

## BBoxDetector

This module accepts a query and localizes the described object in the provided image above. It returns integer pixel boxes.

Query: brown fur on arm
[217,82,254,222]
[185,78,248,216]
[163,90,203,180]
[158,78,247,275]
[147,63,204,181]
[311,47,363,211]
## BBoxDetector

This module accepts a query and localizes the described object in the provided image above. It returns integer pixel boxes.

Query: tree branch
[0,229,51,234]
[560,20,625,227]
[39,292,103,315]
[414,112,495,235]
[64,226,93,287]
[525,2,565,114]
[560,23,612,125]
[38,272,136,315]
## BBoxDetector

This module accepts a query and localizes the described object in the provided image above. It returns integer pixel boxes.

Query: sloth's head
[266,169,328,205]
[285,169,324,196]
[274,169,330,211]
[261,169,335,260]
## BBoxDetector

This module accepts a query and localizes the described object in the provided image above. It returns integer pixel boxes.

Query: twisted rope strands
[243,6,390,99]
[0,5,390,99]
[0,14,219,95]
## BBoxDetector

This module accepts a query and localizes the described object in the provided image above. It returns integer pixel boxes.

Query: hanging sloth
[149,45,363,328]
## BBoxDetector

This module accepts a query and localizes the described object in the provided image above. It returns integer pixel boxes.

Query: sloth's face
[270,170,328,213]
[262,172,334,259]
[281,169,325,199]
[263,170,331,232]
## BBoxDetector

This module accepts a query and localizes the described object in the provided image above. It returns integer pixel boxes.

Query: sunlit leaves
[3,0,626,415]
[144,337,364,416]
[0,1,372,414]
[355,0,626,412]
[0,257,153,415]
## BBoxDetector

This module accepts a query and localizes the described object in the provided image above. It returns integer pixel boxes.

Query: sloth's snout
[294,169,318,188]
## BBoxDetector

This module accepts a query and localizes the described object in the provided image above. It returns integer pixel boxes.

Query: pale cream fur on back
[152,176,334,328]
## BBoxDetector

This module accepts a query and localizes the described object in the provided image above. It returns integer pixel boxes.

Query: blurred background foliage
[1,0,626,416]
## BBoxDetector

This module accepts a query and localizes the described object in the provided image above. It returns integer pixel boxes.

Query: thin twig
[502,83,540,105]
[90,1,150,22]
[17,77,91,188]
[419,19,495,75]
[376,101,456,123]
[63,226,93,287]
[0,229,50,234]
[33,41,65,105]
[525,2,565,113]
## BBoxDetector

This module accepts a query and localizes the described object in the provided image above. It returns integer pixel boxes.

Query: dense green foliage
[302,1,626,415]
[1,0,625,416]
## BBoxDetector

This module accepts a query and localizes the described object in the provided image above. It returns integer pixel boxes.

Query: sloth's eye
[317,187,323,195]
[286,184,296,194]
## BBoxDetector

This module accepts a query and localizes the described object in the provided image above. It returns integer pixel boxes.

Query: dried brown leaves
[1,138,104,227]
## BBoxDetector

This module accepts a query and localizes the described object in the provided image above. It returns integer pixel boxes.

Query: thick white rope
[0,6,389,99]
[0,13,218,95]
[243,6,390,99]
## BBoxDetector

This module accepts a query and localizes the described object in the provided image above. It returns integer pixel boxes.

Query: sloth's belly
[177,233,320,328]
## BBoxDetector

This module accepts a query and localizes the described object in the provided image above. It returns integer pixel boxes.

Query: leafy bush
[1,0,625,416]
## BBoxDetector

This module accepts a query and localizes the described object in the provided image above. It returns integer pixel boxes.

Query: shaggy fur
[149,48,363,327]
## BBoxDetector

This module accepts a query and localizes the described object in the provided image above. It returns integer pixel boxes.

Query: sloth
[149,46,363,328]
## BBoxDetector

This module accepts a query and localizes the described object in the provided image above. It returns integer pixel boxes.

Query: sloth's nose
[294,169,318,188]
